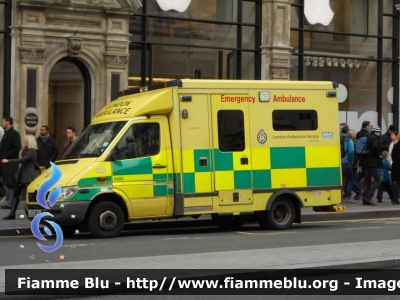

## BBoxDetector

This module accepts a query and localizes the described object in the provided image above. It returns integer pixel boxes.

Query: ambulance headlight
[259,91,270,102]
[59,186,78,199]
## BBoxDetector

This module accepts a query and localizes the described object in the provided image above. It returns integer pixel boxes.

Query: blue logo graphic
[322,132,334,138]
[31,162,64,253]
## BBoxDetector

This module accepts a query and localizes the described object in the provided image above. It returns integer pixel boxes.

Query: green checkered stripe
[179,147,340,192]
[213,150,252,189]
[178,149,212,193]
[110,157,173,197]
[254,147,341,189]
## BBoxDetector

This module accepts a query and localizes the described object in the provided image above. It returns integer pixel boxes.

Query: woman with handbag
[3,135,40,219]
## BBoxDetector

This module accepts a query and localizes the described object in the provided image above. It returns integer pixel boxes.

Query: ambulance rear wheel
[87,201,124,238]
[211,215,245,230]
[256,198,295,230]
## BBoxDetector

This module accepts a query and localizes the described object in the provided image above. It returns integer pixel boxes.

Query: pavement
[1,194,400,297]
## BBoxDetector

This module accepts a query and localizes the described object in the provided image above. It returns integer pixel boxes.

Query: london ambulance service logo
[304,0,334,26]
[31,162,64,253]
[257,129,267,144]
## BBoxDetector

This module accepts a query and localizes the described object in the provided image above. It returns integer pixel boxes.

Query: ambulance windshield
[62,121,127,159]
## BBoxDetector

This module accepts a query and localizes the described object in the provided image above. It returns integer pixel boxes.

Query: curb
[302,209,400,222]
[2,209,400,237]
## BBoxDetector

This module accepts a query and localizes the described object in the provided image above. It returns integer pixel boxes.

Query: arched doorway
[48,57,91,158]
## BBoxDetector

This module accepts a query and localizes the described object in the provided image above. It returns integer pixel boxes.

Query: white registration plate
[28,210,41,217]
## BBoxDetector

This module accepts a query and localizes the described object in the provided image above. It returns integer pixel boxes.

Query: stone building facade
[10,0,134,149]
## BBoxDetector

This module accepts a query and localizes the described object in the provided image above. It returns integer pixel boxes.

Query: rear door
[211,94,253,205]
[179,94,213,211]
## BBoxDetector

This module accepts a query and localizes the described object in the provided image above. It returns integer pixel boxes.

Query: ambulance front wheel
[256,198,295,230]
[211,214,245,230]
[87,201,125,238]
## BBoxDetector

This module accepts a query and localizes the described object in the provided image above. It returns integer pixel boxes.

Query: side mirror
[126,136,137,159]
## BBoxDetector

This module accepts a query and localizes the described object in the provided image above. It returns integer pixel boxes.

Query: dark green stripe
[78,177,112,186]
[154,185,167,196]
[183,173,195,193]
[112,157,152,175]
[175,173,182,193]
[307,168,341,187]
[270,147,306,169]
[234,170,252,189]
[214,150,233,171]
[68,188,108,201]
[253,170,271,189]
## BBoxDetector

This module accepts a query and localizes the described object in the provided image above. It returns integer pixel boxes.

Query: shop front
[290,0,400,132]
[127,0,262,87]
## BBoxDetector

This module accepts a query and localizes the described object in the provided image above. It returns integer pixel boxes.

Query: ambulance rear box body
[26,80,343,238]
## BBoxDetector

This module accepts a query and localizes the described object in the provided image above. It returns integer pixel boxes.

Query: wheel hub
[273,204,290,224]
[98,210,117,230]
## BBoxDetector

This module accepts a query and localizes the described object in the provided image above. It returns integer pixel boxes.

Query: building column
[261,0,292,80]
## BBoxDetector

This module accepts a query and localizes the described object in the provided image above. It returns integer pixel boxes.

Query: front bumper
[25,201,91,226]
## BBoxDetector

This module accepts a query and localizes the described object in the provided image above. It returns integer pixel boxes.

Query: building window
[290,0,399,131]
[217,110,245,152]
[272,110,318,131]
[129,0,261,87]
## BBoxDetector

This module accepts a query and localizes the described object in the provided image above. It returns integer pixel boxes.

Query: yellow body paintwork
[27,80,344,224]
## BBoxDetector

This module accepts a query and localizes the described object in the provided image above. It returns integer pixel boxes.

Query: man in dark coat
[362,126,383,206]
[355,120,371,185]
[356,120,371,139]
[0,117,22,208]
[36,125,59,170]
[380,125,396,151]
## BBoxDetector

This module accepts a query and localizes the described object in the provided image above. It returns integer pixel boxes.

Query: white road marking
[163,237,200,240]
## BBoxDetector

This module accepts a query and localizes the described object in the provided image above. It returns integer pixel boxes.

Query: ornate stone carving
[69,37,83,57]
[19,48,45,64]
[104,54,129,68]
[272,68,290,79]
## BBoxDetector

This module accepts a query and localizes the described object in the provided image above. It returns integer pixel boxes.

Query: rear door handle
[152,165,166,169]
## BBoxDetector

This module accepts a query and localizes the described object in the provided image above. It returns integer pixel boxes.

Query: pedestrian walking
[3,135,40,219]
[388,130,399,164]
[341,125,361,203]
[380,125,396,151]
[62,126,78,155]
[0,117,21,209]
[377,151,393,203]
[356,121,371,184]
[362,126,383,206]
[36,125,59,171]
[348,128,362,199]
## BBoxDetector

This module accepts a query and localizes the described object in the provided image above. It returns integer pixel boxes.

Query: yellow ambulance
[26,79,344,238]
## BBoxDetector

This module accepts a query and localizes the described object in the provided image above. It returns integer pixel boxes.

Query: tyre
[256,198,295,230]
[87,201,125,238]
[211,214,245,231]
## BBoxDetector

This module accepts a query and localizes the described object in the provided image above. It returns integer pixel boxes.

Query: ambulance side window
[272,110,318,131]
[217,110,245,152]
[114,123,160,159]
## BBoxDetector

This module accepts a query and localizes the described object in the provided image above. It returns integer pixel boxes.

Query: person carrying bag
[3,135,41,220]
